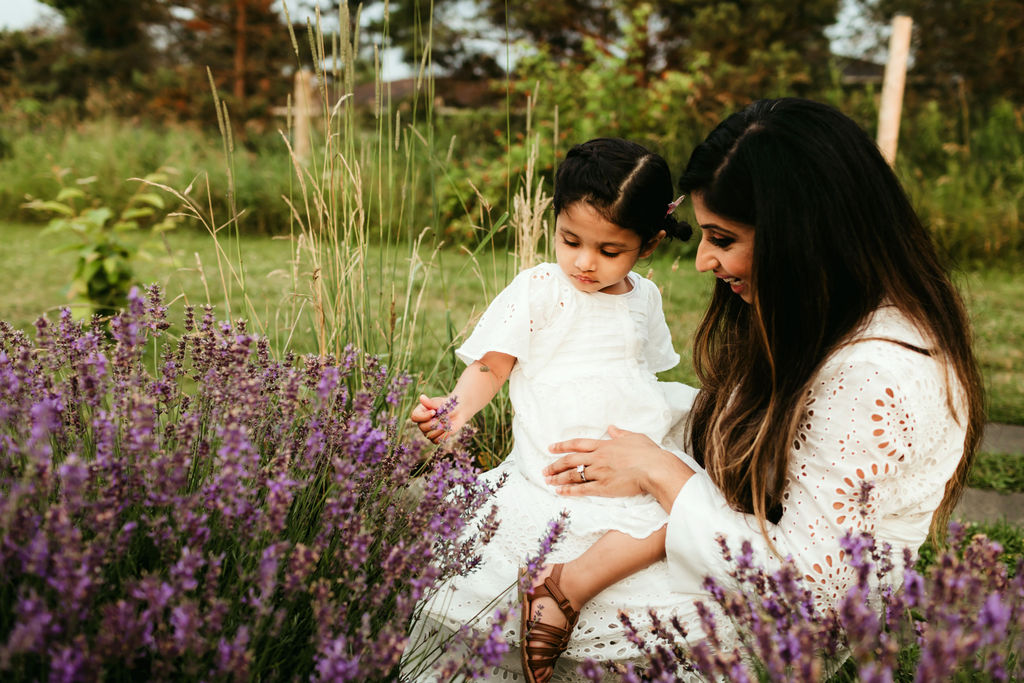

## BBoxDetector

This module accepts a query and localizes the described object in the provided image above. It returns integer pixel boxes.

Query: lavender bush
[0,285,507,681]
[587,521,1023,682]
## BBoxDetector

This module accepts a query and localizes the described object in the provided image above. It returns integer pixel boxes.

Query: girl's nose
[575,250,595,271]
[695,239,717,272]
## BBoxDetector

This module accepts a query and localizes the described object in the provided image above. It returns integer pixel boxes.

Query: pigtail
[663,214,693,242]
[555,137,694,246]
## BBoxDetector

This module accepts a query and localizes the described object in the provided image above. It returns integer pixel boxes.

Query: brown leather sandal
[518,563,580,683]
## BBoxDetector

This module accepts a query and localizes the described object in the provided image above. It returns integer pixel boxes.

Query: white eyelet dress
[405,263,702,681]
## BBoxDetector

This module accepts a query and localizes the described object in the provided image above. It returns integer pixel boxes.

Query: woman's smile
[692,193,756,303]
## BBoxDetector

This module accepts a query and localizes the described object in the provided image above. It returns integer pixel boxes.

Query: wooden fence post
[293,69,314,164]
[877,14,913,166]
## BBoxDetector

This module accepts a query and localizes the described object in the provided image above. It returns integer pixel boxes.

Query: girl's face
[692,193,756,303]
[554,202,662,295]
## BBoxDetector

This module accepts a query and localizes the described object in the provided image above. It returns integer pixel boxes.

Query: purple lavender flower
[0,288,499,681]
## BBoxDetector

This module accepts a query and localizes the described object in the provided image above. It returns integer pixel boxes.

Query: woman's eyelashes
[704,232,734,248]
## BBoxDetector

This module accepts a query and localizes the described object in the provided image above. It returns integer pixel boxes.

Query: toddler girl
[410,138,698,683]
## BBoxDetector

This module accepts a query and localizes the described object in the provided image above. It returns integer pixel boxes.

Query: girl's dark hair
[553,137,692,245]
[680,98,984,542]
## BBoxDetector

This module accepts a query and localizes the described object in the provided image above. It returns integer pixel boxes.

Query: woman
[544,98,984,655]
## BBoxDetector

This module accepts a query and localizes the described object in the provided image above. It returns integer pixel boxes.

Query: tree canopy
[850,0,1024,102]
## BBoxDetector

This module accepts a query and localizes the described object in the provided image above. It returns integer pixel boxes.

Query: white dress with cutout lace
[665,304,969,633]
[406,262,700,681]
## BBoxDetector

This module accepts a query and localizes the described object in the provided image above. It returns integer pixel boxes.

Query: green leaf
[26,200,73,216]
[153,219,178,233]
[82,207,114,226]
[133,193,166,210]
[51,242,85,254]
[458,212,510,276]
[81,258,102,283]
[113,220,139,232]
[56,187,87,202]
[102,257,121,281]
[41,219,70,235]
[121,207,155,220]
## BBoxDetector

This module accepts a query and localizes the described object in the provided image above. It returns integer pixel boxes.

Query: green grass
[1,220,1021,424]
[969,452,1024,494]
[0,220,708,384]
[959,268,1024,425]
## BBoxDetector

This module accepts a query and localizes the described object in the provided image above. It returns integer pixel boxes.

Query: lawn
[2,220,1020,424]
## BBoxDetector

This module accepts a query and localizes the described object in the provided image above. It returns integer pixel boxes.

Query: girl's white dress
[407,262,700,680]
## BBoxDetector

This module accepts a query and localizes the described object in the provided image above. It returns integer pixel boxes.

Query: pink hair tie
[666,194,686,216]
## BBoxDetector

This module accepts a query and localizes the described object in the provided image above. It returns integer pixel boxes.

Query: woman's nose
[695,239,716,272]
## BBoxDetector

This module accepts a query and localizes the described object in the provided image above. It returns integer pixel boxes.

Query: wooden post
[876,14,913,166]
[293,70,314,163]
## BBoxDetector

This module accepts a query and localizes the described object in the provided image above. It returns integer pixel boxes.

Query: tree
[38,0,170,80]
[334,0,842,95]
[167,0,295,110]
[849,0,1024,103]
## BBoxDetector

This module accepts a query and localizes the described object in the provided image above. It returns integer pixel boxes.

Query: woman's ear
[639,230,667,258]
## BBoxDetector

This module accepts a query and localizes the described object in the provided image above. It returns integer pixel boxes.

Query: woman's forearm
[642,451,695,513]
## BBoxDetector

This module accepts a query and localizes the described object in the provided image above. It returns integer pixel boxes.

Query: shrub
[586,515,1023,680]
[0,286,506,680]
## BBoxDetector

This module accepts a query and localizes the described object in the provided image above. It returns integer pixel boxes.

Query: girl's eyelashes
[561,235,622,255]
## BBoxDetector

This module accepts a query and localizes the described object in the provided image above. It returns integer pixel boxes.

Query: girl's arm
[411,350,516,443]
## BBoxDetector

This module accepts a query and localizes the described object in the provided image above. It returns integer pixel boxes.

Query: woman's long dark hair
[680,98,984,541]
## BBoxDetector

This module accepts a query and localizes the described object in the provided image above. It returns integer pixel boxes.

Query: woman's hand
[544,425,695,512]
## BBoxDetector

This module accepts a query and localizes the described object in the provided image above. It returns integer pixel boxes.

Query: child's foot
[519,563,581,683]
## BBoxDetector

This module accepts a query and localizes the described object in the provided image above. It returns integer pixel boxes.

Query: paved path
[955,422,1024,525]
[982,422,1024,455]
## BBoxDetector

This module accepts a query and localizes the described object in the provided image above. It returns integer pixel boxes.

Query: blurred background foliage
[0,0,1021,263]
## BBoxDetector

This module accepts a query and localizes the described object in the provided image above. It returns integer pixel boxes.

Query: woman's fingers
[552,481,600,497]
[548,437,602,455]
[542,451,589,478]
[544,461,588,486]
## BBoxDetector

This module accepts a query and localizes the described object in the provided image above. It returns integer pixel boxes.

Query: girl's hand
[544,425,695,512]
[410,394,454,443]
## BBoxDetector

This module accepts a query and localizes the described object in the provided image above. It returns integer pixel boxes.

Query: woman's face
[692,193,756,304]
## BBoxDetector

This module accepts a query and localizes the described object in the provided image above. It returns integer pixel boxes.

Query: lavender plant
[0,285,507,681]
[583,520,1023,682]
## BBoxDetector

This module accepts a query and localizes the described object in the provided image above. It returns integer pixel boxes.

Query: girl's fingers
[410,407,436,423]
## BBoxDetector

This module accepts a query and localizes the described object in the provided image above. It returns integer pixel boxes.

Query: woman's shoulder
[829,306,933,365]
[815,306,947,396]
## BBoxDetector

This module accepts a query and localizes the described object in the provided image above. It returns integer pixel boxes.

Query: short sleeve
[454,264,564,367]
[642,279,680,373]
